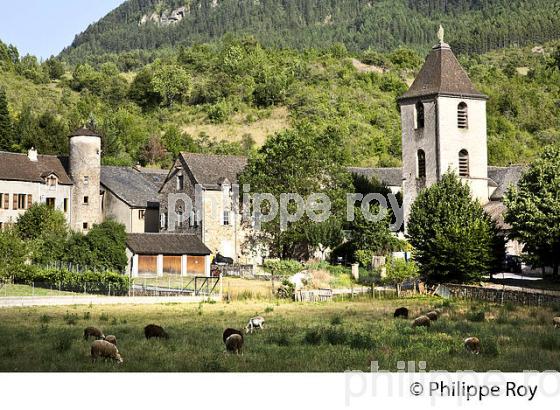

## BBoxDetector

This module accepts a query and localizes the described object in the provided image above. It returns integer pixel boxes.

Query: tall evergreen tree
[0,88,13,151]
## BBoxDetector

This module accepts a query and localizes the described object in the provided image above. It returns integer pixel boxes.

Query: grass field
[0,297,559,372]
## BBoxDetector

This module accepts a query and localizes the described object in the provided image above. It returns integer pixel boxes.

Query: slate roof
[483,201,510,230]
[180,152,248,189]
[487,166,525,200]
[126,233,211,256]
[0,151,73,185]
[101,166,160,208]
[348,167,403,187]
[135,166,168,187]
[399,43,487,101]
[69,127,100,138]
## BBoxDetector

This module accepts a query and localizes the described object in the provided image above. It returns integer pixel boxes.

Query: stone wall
[440,283,560,307]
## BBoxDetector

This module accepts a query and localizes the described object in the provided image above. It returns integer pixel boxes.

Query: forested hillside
[1,36,560,169]
[60,0,560,64]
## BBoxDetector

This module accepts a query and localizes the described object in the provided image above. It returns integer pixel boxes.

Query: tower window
[83,196,89,205]
[417,150,426,179]
[415,102,425,129]
[83,222,89,230]
[64,198,68,213]
[458,102,468,129]
[223,210,231,226]
[138,210,145,220]
[459,149,470,177]
[177,174,184,191]
[46,198,55,208]
[83,176,90,185]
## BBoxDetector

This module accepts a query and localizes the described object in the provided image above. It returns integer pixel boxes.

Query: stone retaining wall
[440,284,560,307]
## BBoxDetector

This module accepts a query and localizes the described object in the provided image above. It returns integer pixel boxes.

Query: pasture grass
[0,297,558,372]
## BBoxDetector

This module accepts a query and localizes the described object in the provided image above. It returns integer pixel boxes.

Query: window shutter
[13,194,18,210]
[3,194,8,210]
[27,194,33,209]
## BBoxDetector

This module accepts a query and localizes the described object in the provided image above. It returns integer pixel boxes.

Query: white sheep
[245,316,265,334]
[91,340,123,363]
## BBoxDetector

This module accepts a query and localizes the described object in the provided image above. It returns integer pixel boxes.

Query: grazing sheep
[464,337,481,354]
[245,316,265,333]
[412,315,431,328]
[553,317,560,328]
[225,334,244,355]
[91,340,123,363]
[223,328,243,343]
[144,324,169,340]
[104,335,117,346]
[84,326,105,341]
[425,311,439,321]
[394,307,409,319]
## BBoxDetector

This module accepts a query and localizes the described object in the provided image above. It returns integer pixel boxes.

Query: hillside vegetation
[61,0,560,64]
[1,36,560,167]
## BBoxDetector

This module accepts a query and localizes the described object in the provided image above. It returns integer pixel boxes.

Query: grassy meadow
[0,297,559,372]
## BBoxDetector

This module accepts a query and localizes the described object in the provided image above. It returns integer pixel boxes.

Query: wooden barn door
[187,256,205,275]
[163,256,182,275]
[138,255,157,276]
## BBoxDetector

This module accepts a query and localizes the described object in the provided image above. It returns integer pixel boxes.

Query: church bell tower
[398,26,489,225]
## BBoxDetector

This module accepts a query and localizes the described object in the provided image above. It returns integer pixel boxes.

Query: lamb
[223,328,243,343]
[225,334,244,355]
[144,324,169,339]
[553,317,560,328]
[412,315,431,328]
[425,311,439,321]
[84,326,105,341]
[91,340,123,363]
[104,335,117,346]
[464,337,481,354]
[245,316,265,333]
[394,307,409,319]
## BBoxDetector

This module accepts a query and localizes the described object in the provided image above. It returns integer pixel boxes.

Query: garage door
[187,256,205,275]
[138,255,157,275]
[163,256,182,275]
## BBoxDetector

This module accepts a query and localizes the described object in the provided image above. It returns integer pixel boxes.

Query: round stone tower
[68,128,102,233]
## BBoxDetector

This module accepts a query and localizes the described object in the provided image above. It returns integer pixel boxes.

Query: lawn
[0,284,79,297]
[0,297,559,372]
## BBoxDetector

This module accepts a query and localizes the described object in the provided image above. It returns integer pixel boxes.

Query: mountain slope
[61,0,560,63]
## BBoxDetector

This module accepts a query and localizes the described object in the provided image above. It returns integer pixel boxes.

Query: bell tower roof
[69,127,100,138]
[398,30,487,102]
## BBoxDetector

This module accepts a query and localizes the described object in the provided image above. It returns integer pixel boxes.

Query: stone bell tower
[398,26,489,225]
[68,127,102,233]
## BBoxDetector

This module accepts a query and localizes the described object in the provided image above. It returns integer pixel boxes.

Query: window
[190,210,199,228]
[63,198,68,213]
[458,102,468,129]
[160,213,167,229]
[83,222,89,230]
[16,194,27,210]
[47,176,57,187]
[177,174,184,191]
[459,150,470,177]
[138,210,145,220]
[417,150,426,179]
[176,211,184,229]
[83,176,90,185]
[46,198,55,208]
[223,210,231,226]
[415,101,425,129]
[0,193,7,209]
[83,196,89,205]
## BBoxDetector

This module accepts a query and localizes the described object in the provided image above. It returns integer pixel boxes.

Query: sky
[0,0,125,59]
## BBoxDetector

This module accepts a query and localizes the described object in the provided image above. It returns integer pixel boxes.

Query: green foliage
[505,146,560,276]
[0,87,13,150]
[384,257,419,286]
[0,228,27,280]
[263,260,302,277]
[407,172,504,282]
[304,219,344,259]
[16,203,68,241]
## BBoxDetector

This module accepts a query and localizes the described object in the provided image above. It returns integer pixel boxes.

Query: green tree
[151,62,191,107]
[0,228,27,280]
[305,219,344,260]
[86,220,128,272]
[383,257,419,296]
[407,172,503,282]
[16,203,68,241]
[505,146,560,276]
[0,88,13,151]
[44,57,65,80]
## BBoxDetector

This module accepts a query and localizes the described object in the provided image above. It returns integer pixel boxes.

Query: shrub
[277,280,295,299]
[304,328,322,345]
[63,312,78,326]
[325,327,347,345]
[263,260,303,277]
[539,333,560,350]
[349,332,376,350]
[330,315,343,326]
[264,306,274,313]
[54,331,73,353]
[483,338,499,356]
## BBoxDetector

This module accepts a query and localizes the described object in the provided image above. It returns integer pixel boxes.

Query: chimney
[28,147,38,162]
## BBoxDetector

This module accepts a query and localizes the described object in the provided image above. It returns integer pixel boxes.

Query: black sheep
[144,324,169,339]
[223,328,243,344]
[394,307,409,319]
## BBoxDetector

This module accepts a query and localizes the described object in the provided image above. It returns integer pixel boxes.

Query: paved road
[0,294,220,308]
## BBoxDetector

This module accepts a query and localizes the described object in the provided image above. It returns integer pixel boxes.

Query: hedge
[13,266,130,295]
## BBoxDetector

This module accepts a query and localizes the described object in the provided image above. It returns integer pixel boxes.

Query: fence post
[108,283,111,297]
[32,282,35,297]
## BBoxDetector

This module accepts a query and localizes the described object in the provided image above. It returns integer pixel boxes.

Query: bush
[325,327,347,345]
[263,259,303,277]
[13,266,130,295]
[304,328,322,345]
[349,332,376,350]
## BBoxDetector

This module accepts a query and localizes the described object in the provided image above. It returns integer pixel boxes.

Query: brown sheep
[394,307,409,319]
[91,340,123,363]
[104,335,117,346]
[553,317,560,328]
[84,326,105,341]
[425,311,439,321]
[464,337,481,354]
[223,328,243,343]
[225,334,244,355]
[144,324,169,339]
[412,315,431,328]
